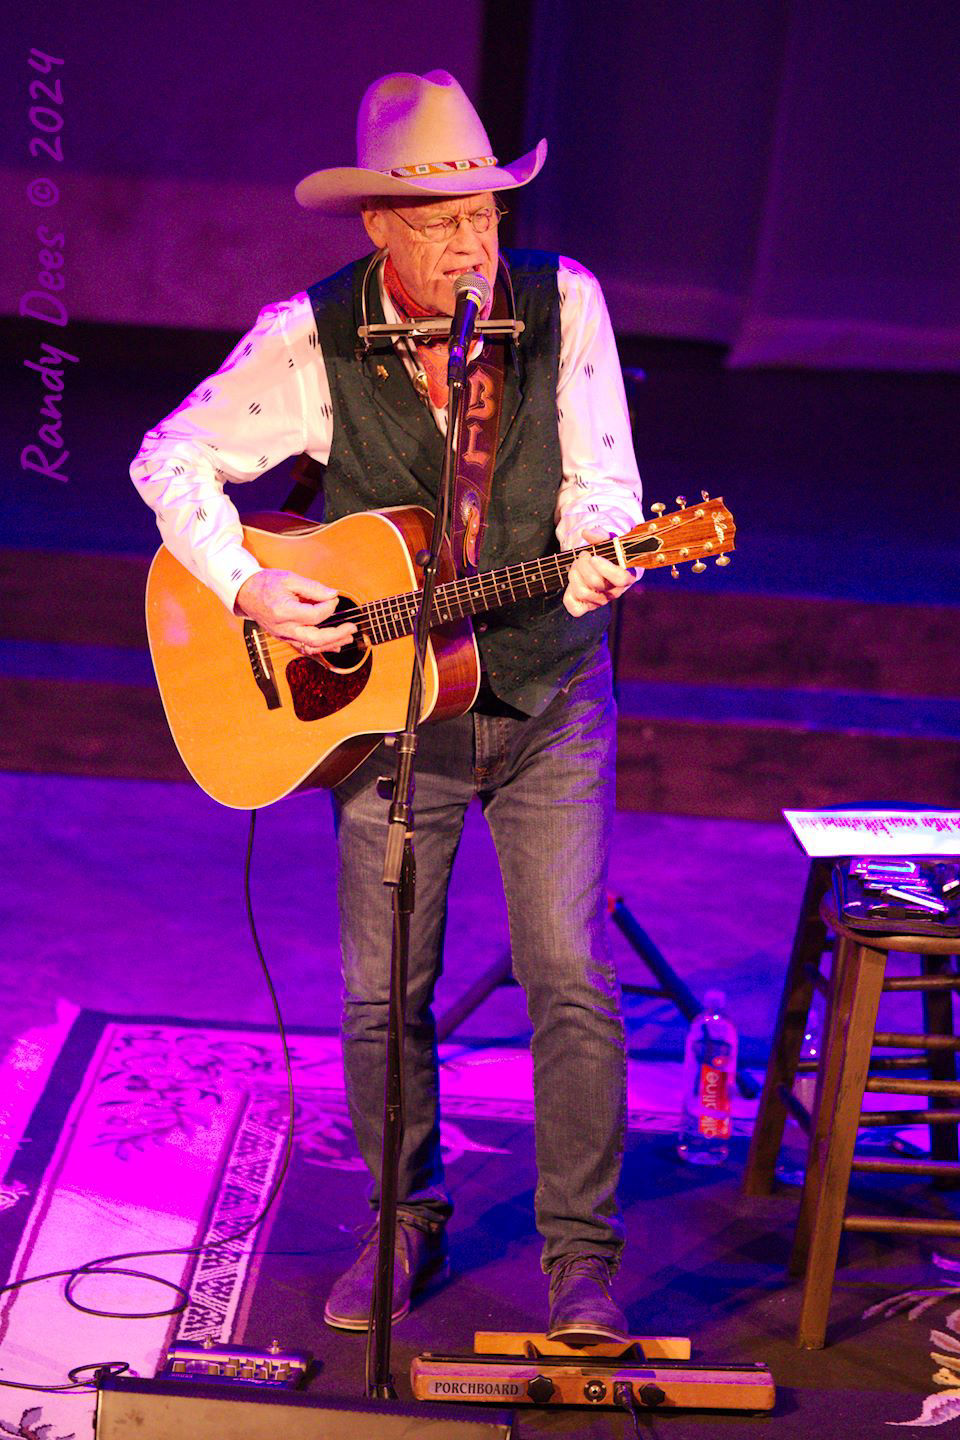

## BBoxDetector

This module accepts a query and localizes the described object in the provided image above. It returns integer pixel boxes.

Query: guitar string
[249,541,721,665]
[249,544,613,663]
[318,540,616,627]
[247,520,726,665]
[247,537,639,664]
[250,538,616,659]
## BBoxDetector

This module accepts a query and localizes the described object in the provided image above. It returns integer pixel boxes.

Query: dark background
[1,0,958,604]
[2,0,958,356]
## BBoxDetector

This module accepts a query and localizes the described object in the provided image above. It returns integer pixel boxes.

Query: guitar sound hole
[320,594,367,673]
[286,594,372,722]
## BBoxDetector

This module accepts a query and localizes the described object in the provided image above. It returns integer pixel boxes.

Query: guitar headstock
[620,494,736,577]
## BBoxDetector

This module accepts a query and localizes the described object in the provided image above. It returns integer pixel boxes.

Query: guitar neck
[431,539,651,623]
[363,536,659,643]
[352,496,734,645]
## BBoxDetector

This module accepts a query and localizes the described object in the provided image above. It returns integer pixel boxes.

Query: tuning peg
[701,489,710,501]
[692,560,706,573]
[716,555,730,566]
[670,566,680,579]
[675,495,687,509]
[650,502,666,516]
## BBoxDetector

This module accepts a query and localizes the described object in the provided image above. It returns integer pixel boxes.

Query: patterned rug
[0,1006,715,1437]
[1,1010,958,1439]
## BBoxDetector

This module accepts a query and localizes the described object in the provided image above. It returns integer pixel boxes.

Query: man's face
[361,192,499,315]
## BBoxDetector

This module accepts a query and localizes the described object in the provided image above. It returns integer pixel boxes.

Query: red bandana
[384,255,474,410]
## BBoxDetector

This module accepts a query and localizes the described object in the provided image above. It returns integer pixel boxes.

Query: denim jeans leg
[480,652,626,1272]
[331,717,476,1225]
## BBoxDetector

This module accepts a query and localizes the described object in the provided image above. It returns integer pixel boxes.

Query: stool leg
[796,941,886,1349]
[791,931,856,1277]
[921,952,960,1183]
[743,859,832,1196]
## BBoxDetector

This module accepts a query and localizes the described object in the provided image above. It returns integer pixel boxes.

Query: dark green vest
[307,249,609,716]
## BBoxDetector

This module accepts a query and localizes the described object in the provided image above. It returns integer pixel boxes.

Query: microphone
[447,270,491,382]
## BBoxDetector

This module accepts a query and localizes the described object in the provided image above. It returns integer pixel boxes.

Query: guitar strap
[381,254,510,579]
[449,271,508,578]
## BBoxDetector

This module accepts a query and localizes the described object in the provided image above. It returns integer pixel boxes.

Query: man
[131,70,642,1342]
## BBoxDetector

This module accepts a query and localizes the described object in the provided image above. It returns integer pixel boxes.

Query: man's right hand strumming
[235,570,358,656]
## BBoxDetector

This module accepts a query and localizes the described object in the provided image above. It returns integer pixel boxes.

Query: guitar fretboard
[355,536,658,645]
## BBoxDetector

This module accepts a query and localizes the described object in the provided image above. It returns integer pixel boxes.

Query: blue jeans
[331,646,626,1272]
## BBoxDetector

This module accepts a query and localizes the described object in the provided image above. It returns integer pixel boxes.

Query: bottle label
[698,1064,731,1139]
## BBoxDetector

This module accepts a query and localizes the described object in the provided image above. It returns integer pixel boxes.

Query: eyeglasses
[389,204,507,242]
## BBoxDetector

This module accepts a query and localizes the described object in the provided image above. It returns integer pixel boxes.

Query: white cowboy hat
[295,69,547,215]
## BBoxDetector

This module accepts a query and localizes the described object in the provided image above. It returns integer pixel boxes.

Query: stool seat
[825,903,959,955]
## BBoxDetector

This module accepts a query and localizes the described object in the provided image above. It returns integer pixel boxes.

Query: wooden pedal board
[411,1353,775,1412]
[472,1331,691,1360]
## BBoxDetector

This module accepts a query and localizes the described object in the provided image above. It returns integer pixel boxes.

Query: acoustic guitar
[146,496,735,809]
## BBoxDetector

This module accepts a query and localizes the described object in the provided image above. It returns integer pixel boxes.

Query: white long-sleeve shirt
[131,256,643,611]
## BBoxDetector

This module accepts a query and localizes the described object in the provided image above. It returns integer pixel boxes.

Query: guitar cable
[0,809,297,1394]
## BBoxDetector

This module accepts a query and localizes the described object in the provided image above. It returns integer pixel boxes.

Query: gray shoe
[546,1254,629,1345]
[323,1215,449,1331]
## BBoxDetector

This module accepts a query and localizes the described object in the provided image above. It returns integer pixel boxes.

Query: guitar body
[146,493,735,811]
[146,506,480,809]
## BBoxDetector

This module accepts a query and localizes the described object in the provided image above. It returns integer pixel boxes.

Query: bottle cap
[703,989,726,1014]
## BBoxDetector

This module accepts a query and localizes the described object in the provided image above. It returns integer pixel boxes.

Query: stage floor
[3,772,960,1436]
[0,769,811,1067]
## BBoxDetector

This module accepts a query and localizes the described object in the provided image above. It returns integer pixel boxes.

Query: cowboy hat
[295,69,547,215]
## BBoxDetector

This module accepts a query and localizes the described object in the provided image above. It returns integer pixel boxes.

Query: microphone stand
[365,352,470,1400]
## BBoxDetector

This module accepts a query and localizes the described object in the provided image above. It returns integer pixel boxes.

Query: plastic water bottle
[677,989,738,1165]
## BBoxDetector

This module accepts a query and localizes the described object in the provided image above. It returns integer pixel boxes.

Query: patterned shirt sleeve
[554,257,644,549]
[129,293,332,611]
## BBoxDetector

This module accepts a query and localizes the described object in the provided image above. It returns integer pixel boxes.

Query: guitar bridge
[243,621,281,710]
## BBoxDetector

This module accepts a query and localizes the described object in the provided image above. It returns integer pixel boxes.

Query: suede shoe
[323,1215,449,1331]
[546,1254,629,1345]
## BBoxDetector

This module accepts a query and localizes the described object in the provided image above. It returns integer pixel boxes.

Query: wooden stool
[744,867,960,1345]
[791,899,960,1347]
